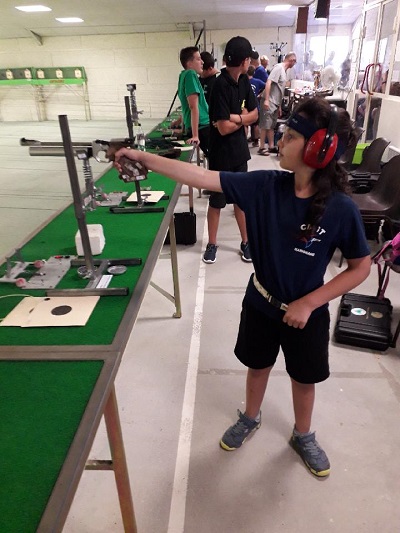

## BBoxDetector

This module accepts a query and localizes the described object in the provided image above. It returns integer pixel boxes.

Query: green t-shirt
[178,69,209,131]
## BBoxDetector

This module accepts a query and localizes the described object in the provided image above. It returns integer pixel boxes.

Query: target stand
[45,115,142,297]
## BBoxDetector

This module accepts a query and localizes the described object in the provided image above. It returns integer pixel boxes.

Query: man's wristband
[238,114,243,125]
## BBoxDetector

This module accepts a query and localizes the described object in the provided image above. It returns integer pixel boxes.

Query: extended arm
[114,148,222,192]
[283,255,371,329]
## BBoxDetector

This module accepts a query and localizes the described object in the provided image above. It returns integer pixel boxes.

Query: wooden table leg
[104,385,137,533]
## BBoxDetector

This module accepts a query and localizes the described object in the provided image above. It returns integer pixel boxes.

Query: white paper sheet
[0,297,37,327]
[1,296,100,327]
[126,190,165,203]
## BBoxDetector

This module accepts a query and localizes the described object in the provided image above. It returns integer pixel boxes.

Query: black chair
[338,156,400,267]
[349,137,390,193]
[353,154,400,240]
[338,126,364,171]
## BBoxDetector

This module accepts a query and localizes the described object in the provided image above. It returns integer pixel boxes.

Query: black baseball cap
[224,36,258,66]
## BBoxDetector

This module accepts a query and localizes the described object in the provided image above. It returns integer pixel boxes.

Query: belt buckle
[269,295,281,309]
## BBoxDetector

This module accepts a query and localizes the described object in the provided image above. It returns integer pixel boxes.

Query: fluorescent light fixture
[265,5,292,11]
[56,17,84,23]
[15,5,52,12]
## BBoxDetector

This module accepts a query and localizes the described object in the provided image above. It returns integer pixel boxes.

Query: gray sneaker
[203,243,218,263]
[220,410,261,451]
[290,430,330,477]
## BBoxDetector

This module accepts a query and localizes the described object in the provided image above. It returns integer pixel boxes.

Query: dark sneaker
[240,242,252,262]
[220,410,261,451]
[268,146,279,154]
[290,430,330,477]
[203,243,218,263]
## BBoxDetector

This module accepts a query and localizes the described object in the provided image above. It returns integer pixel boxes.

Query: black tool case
[165,185,197,245]
[334,293,393,351]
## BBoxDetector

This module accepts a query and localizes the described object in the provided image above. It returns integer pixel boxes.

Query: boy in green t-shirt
[175,46,210,156]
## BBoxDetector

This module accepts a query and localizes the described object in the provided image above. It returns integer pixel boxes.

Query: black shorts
[234,298,330,384]
[209,161,248,209]
[198,126,210,158]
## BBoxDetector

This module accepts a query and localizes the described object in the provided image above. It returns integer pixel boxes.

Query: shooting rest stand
[46,115,142,297]
[21,137,130,211]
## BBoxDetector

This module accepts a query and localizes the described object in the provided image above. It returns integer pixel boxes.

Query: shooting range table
[0,141,184,532]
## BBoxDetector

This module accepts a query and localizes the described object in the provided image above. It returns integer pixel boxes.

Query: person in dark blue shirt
[115,97,371,478]
[247,65,265,146]
[251,51,269,83]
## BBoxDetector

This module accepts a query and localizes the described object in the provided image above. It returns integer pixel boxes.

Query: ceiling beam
[29,30,43,46]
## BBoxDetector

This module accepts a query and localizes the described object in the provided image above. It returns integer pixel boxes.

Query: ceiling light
[15,5,52,12]
[265,5,292,11]
[56,17,84,23]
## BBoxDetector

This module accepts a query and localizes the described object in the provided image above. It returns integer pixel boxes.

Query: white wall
[208,27,294,68]
[0,27,292,122]
[0,32,189,121]
[375,97,400,154]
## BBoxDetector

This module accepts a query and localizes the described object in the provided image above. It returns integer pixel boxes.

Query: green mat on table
[0,360,103,533]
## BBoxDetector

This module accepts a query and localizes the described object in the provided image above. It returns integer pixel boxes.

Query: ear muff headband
[287,105,339,169]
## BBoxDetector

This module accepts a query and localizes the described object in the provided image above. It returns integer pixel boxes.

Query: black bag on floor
[165,210,197,245]
[165,187,197,245]
[334,293,393,351]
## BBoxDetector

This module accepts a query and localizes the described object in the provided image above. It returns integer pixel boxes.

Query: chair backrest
[372,154,400,211]
[338,126,364,169]
[356,137,390,174]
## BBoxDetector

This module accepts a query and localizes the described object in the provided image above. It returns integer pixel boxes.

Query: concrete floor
[1,120,400,533]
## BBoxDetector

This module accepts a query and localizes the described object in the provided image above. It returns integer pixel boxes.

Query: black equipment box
[334,293,393,351]
[165,211,197,245]
[165,185,197,246]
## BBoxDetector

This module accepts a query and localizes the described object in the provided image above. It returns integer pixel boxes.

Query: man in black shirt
[203,36,258,264]
[200,51,219,105]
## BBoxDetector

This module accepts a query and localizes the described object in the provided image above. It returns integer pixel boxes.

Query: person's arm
[228,107,258,127]
[263,79,272,110]
[215,107,258,136]
[114,147,222,192]
[187,93,200,144]
[214,119,240,136]
[170,115,182,128]
[282,255,371,329]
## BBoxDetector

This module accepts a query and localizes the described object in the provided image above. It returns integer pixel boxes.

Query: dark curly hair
[293,97,357,239]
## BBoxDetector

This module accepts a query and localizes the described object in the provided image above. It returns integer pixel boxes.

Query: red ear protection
[302,105,339,169]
